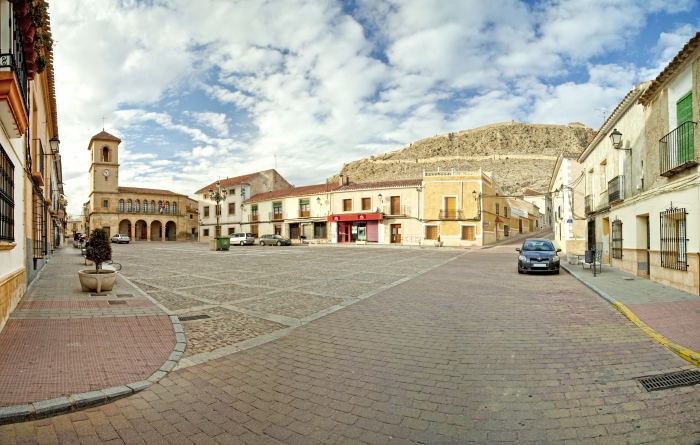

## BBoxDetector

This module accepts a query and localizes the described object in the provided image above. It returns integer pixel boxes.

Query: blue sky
[51,0,700,216]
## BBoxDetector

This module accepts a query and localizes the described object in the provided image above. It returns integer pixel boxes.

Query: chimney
[345,176,350,186]
[339,175,344,186]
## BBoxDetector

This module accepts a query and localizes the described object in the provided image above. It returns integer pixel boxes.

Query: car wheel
[276,241,281,246]
[518,267,523,274]
[260,242,265,246]
[554,269,560,275]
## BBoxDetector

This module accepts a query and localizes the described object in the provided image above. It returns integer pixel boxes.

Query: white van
[230,232,255,246]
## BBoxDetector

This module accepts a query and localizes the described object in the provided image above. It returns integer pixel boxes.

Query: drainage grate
[638,370,700,391]
[107,300,127,305]
[179,314,211,322]
[90,293,107,297]
[117,294,134,298]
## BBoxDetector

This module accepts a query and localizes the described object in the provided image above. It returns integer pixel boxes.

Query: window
[203,229,209,236]
[343,199,352,212]
[102,147,110,162]
[204,206,210,217]
[362,197,371,210]
[165,202,170,214]
[504,207,508,217]
[172,202,177,214]
[103,200,108,208]
[228,228,235,235]
[599,160,607,192]
[118,199,124,212]
[190,214,193,219]
[0,145,15,242]
[135,200,140,212]
[273,202,282,219]
[274,225,282,235]
[504,225,509,237]
[251,225,259,237]
[252,205,259,221]
[126,200,132,212]
[495,203,499,215]
[33,189,45,258]
[442,197,457,219]
[300,199,310,217]
[203,194,208,200]
[314,222,326,238]
[612,220,623,259]
[461,226,475,241]
[390,196,401,215]
[228,202,236,215]
[191,228,195,235]
[215,204,221,216]
[143,200,148,213]
[660,206,688,270]
[425,225,438,240]
[151,201,155,213]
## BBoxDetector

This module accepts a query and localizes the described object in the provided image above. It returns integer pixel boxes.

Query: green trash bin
[215,236,230,251]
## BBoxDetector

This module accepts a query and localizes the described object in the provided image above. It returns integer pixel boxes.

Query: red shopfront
[328,213,382,243]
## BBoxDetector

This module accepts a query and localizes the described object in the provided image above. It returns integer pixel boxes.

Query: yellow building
[422,169,512,246]
[84,132,196,241]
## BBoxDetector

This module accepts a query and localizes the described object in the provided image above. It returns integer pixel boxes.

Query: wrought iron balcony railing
[608,175,624,203]
[439,209,464,220]
[660,121,697,177]
[585,195,592,214]
[270,212,284,221]
[298,210,311,218]
[383,205,409,216]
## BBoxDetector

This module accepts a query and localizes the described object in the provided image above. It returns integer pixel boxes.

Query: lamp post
[609,129,630,152]
[208,180,227,237]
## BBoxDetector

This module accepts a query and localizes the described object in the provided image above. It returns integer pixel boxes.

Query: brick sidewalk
[0,246,178,409]
[562,262,700,358]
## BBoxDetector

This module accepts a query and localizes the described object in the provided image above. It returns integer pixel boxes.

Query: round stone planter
[78,270,117,293]
[434,241,443,247]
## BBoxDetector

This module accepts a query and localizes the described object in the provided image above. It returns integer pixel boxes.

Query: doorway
[390,224,402,244]
[338,222,351,243]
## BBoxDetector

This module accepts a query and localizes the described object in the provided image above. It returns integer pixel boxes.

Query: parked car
[259,234,291,246]
[516,239,560,274]
[230,232,254,246]
[111,234,131,244]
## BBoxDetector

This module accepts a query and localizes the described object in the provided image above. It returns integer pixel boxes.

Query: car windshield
[522,240,554,251]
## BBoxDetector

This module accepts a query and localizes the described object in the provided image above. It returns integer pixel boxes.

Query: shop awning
[327,213,382,222]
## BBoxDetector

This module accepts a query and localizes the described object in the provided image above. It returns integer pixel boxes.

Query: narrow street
[1,243,699,444]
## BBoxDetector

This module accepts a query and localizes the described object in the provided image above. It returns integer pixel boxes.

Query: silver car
[230,232,254,246]
[111,234,130,244]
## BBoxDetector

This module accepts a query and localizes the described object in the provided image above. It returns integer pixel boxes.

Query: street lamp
[208,180,227,236]
[472,190,477,201]
[609,128,629,152]
[49,136,60,153]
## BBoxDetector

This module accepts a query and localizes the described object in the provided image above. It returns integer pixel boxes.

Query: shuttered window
[343,199,352,212]
[461,226,475,241]
[425,225,438,240]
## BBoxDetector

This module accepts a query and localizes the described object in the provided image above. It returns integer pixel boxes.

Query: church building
[84,131,197,241]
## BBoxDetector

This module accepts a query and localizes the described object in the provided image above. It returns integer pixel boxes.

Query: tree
[86,229,112,271]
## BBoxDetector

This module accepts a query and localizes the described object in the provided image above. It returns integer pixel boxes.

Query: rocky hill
[332,121,596,194]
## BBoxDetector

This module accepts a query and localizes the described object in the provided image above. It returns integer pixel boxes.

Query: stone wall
[330,122,596,194]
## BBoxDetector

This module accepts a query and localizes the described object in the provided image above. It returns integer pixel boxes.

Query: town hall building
[84,131,197,241]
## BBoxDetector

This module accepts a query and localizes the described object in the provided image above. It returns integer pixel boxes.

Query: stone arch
[165,221,177,241]
[118,219,132,238]
[134,219,148,240]
[102,146,110,162]
[150,220,162,241]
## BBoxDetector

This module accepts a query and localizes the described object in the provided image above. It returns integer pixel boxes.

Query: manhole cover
[638,370,700,391]
[117,294,134,298]
[179,314,211,322]
[107,300,127,305]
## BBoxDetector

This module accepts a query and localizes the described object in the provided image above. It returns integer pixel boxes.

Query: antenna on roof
[101,116,105,131]
[274,154,277,170]
[595,108,607,122]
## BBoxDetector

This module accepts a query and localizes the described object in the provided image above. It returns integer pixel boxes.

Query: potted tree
[434,234,443,247]
[78,229,117,293]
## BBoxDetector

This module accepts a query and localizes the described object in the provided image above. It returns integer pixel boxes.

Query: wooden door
[390,196,401,215]
[390,224,401,243]
[445,197,456,218]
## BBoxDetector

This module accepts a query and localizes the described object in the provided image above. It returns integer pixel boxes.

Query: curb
[561,263,700,368]
[0,272,187,426]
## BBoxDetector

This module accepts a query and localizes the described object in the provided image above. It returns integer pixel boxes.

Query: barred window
[118,199,124,212]
[660,206,688,270]
[495,203,499,215]
[33,188,45,258]
[612,220,623,259]
[143,200,148,213]
[165,202,170,214]
[150,200,155,213]
[425,225,438,240]
[0,145,15,242]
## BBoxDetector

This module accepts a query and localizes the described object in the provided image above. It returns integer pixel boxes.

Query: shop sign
[327,213,381,222]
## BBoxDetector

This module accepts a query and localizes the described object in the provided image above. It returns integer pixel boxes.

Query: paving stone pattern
[4,243,700,443]
[118,243,462,362]
[0,249,175,407]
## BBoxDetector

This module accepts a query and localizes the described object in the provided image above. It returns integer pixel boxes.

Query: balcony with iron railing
[32,140,44,186]
[0,14,29,139]
[585,195,592,214]
[383,205,409,216]
[298,209,311,218]
[439,209,464,220]
[660,121,697,177]
[270,211,284,221]
[250,213,259,222]
[608,175,624,203]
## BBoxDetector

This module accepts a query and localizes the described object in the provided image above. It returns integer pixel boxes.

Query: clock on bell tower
[88,130,122,196]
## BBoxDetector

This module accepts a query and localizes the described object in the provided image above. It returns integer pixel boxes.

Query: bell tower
[88,131,121,196]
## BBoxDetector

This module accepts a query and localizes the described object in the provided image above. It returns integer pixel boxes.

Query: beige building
[67,216,85,238]
[505,198,538,237]
[549,153,586,255]
[244,183,339,241]
[195,170,292,241]
[84,132,195,241]
[522,189,552,229]
[329,178,422,245]
[1,0,64,332]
